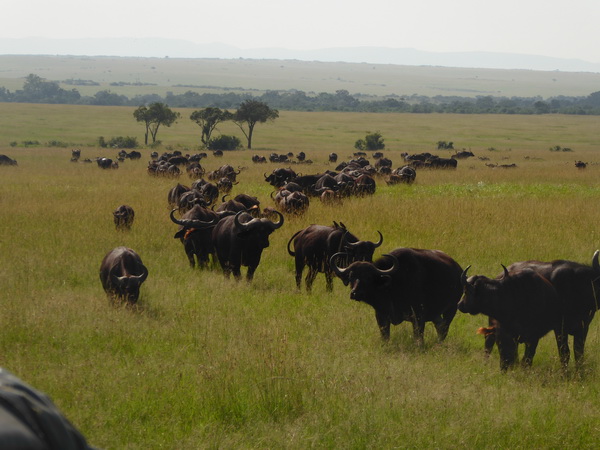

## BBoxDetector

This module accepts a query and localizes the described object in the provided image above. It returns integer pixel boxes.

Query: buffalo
[170,207,222,268]
[212,210,284,281]
[113,205,135,231]
[0,154,18,166]
[99,247,149,304]
[287,222,383,292]
[502,251,600,369]
[331,248,463,344]
[459,265,565,371]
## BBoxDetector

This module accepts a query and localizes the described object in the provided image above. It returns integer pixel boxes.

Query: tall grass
[1,105,600,448]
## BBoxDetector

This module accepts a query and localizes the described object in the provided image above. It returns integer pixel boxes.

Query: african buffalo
[0,154,18,166]
[99,247,149,304]
[502,251,600,369]
[331,248,463,343]
[113,205,135,231]
[212,210,284,281]
[459,265,565,371]
[170,207,222,268]
[287,222,383,292]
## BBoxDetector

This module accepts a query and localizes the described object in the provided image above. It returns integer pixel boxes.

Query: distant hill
[2,37,600,73]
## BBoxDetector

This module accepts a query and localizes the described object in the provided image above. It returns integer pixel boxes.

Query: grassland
[2,54,600,99]
[2,104,600,448]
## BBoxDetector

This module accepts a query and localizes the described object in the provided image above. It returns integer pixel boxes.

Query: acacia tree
[232,100,279,149]
[190,107,232,146]
[133,102,180,145]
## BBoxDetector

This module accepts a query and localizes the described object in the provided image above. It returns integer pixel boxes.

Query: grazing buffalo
[99,247,149,304]
[502,251,600,369]
[167,183,190,207]
[212,210,284,281]
[0,154,18,166]
[264,168,297,187]
[331,248,463,343]
[170,207,222,268]
[459,265,564,371]
[287,222,383,292]
[275,190,310,215]
[113,204,135,230]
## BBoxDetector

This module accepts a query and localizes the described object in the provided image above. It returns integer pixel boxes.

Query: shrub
[98,136,138,148]
[207,135,241,151]
[355,131,384,151]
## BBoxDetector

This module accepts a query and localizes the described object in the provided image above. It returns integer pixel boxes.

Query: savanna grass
[1,104,600,448]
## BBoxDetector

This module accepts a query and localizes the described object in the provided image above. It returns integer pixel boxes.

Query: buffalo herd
[93,148,599,374]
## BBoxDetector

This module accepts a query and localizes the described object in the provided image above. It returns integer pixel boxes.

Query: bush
[355,132,384,151]
[98,136,138,148]
[207,135,241,151]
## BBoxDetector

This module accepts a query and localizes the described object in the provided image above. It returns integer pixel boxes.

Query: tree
[133,102,180,145]
[232,100,279,149]
[190,107,232,147]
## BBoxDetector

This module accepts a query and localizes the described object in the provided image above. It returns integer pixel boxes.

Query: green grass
[2,104,600,448]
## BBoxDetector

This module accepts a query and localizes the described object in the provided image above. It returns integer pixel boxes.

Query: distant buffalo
[99,247,148,304]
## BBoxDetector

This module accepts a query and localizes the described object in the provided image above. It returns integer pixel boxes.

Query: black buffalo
[459,265,564,371]
[99,247,149,304]
[287,222,383,292]
[502,251,600,369]
[0,154,18,166]
[170,207,222,268]
[331,248,462,343]
[113,204,135,231]
[212,210,284,281]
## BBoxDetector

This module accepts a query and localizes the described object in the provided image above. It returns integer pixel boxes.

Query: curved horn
[169,208,216,228]
[461,265,471,287]
[126,264,149,285]
[374,254,399,275]
[264,172,268,179]
[266,209,284,230]
[373,231,383,248]
[234,210,252,230]
[593,250,599,273]
[330,252,351,277]
[222,194,229,202]
[501,264,509,279]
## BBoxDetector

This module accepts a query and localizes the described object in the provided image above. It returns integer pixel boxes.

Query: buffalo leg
[521,340,539,367]
[411,318,426,346]
[375,311,390,340]
[554,330,570,370]
[294,258,304,290]
[573,323,590,368]
[305,267,318,293]
[246,265,256,282]
[496,333,518,371]
[325,271,334,292]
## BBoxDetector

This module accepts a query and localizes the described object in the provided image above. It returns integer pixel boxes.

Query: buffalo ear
[174,230,185,239]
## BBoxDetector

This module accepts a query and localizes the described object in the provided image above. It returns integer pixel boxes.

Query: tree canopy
[232,100,279,149]
[133,103,180,144]
[190,107,233,147]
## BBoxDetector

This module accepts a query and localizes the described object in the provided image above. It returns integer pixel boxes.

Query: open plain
[1,103,600,448]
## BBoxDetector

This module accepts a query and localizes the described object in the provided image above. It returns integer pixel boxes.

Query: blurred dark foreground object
[0,368,96,449]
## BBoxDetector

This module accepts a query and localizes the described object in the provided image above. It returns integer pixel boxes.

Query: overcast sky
[4,0,600,63]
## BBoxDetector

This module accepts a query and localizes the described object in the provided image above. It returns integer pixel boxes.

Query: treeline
[2,73,600,115]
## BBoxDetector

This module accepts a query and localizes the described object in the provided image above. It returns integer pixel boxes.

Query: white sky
[5,0,600,62]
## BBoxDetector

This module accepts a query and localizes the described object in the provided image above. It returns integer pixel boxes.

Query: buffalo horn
[330,252,350,277]
[593,250,599,273]
[373,231,383,248]
[169,209,216,228]
[374,254,399,275]
[501,264,509,279]
[461,265,471,287]
[234,210,254,230]
[266,210,284,230]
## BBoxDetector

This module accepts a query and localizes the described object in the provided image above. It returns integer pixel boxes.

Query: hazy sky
[5,0,600,62]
